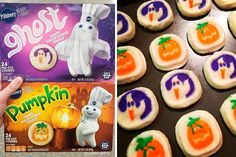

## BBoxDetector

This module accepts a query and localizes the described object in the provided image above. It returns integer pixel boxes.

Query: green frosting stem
[117,49,127,58]
[135,136,155,157]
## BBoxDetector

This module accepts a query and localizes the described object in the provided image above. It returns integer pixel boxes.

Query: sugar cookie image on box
[28,121,54,146]
[161,70,202,109]
[117,46,147,85]
[203,51,236,89]
[150,34,188,71]
[214,0,236,10]
[175,110,223,157]
[118,87,159,130]
[176,0,211,18]
[30,44,57,71]
[117,11,136,44]
[228,11,236,38]
[187,19,226,54]
[220,93,236,135]
[137,0,174,31]
[127,130,172,157]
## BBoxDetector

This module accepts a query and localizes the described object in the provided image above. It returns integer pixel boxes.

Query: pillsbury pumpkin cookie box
[0,3,115,82]
[3,82,114,152]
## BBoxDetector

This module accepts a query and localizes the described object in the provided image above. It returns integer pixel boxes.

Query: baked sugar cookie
[28,121,54,146]
[150,34,188,71]
[187,18,226,54]
[175,110,223,157]
[30,44,57,71]
[118,87,159,130]
[214,0,236,10]
[203,51,236,89]
[118,46,147,85]
[127,130,172,157]
[220,93,236,135]
[117,11,136,44]
[161,70,202,109]
[176,0,211,18]
[137,0,174,31]
[228,11,236,37]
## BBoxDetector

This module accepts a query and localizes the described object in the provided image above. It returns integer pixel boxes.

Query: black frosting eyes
[88,26,93,29]
[86,16,92,22]
[92,101,96,105]
[79,24,83,28]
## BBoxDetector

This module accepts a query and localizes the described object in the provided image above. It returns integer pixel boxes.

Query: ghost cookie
[175,110,223,157]
[117,11,135,44]
[127,130,172,157]
[220,94,236,135]
[203,51,236,89]
[28,121,54,146]
[137,0,174,31]
[228,11,236,38]
[150,34,188,71]
[176,0,211,18]
[118,87,159,130]
[214,0,236,10]
[30,44,57,71]
[187,18,226,54]
[118,46,147,84]
[161,70,202,109]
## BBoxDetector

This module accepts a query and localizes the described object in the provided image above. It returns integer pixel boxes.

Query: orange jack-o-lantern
[158,37,181,62]
[230,99,236,120]
[117,49,136,75]
[32,122,49,142]
[50,103,80,129]
[187,117,213,149]
[196,22,219,45]
[135,136,164,157]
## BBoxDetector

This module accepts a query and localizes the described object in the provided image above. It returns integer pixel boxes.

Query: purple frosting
[177,0,206,9]
[165,73,195,98]
[117,12,128,35]
[118,89,152,120]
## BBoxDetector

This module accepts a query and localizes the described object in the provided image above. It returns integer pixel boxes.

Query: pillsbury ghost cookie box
[0,3,115,82]
[3,82,114,152]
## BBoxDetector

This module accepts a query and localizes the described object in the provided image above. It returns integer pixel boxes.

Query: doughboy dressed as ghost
[55,4,111,77]
[76,86,112,148]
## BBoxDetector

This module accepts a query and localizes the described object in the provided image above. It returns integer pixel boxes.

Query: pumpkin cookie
[117,46,147,85]
[117,11,136,44]
[28,121,54,146]
[175,110,223,157]
[221,93,236,135]
[228,11,236,38]
[176,0,211,18]
[127,130,172,157]
[137,0,174,31]
[161,70,202,109]
[30,44,57,71]
[118,87,159,130]
[203,51,236,89]
[150,34,188,71]
[214,0,236,9]
[187,18,226,54]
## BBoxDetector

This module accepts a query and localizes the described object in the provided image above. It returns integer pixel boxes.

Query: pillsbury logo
[0,7,17,24]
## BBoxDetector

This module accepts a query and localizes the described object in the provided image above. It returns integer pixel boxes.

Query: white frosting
[117,46,147,85]
[137,0,174,31]
[150,34,188,71]
[228,11,236,37]
[204,51,236,89]
[127,130,172,157]
[161,70,202,109]
[214,0,236,9]
[176,0,211,17]
[117,87,159,130]
[117,11,135,44]
[175,110,223,157]
[187,18,226,54]
[220,93,236,135]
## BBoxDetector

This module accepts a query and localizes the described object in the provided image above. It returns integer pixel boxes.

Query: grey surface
[118,0,236,157]
[0,0,115,157]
